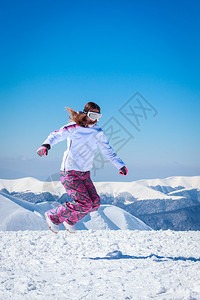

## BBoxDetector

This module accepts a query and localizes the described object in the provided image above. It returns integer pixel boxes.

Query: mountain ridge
[0,175,199,230]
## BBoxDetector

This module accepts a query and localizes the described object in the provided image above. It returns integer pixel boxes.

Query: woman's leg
[46,171,94,226]
[82,171,101,212]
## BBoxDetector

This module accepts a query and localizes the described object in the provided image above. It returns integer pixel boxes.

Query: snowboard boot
[45,212,59,234]
[63,221,76,233]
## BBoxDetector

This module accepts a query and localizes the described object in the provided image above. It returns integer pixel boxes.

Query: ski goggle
[84,111,102,121]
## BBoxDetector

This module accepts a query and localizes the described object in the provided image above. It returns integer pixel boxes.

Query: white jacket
[43,121,125,172]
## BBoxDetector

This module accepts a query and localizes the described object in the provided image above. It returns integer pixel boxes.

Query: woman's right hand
[37,144,50,157]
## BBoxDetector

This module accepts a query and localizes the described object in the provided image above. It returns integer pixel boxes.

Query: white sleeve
[42,126,70,148]
[97,130,125,170]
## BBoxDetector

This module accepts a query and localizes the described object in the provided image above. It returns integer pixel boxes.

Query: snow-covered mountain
[2,176,199,200]
[0,177,64,198]
[132,176,200,230]
[137,176,200,190]
[0,175,199,230]
[0,192,151,231]
[0,175,199,201]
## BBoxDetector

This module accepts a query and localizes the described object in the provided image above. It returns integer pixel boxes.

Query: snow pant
[46,170,101,225]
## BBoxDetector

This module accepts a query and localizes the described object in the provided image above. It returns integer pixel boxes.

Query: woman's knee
[76,195,93,212]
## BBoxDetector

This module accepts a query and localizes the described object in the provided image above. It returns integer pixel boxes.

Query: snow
[0,176,200,298]
[79,205,152,231]
[94,181,183,201]
[137,175,200,190]
[0,193,151,231]
[167,187,198,195]
[0,197,47,231]
[0,177,65,196]
[0,230,200,299]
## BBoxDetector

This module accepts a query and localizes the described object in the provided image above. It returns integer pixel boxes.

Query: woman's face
[85,108,100,124]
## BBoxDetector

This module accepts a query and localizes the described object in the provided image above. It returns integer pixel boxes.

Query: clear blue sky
[0,0,199,181]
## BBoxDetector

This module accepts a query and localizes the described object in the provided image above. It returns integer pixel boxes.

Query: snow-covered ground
[0,230,200,299]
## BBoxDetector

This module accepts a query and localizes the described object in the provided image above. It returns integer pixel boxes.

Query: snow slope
[0,193,151,231]
[76,205,151,231]
[0,230,199,299]
[0,177,65,196]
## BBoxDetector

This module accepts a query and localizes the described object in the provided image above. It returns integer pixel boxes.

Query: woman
[37,102,128,234]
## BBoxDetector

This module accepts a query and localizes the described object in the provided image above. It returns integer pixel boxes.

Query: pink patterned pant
[46,170,101,225]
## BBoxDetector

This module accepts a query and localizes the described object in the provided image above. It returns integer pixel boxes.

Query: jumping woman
[37,102,128,234]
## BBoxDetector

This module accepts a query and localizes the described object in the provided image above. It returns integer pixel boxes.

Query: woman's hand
[119,166,128,176]
[37,144,50,157]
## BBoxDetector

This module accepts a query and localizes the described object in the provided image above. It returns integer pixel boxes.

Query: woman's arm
[37,125,72,157]
[97,130,126,170]
[42,125,72,148]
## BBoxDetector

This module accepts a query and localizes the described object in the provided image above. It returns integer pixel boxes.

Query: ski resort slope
[0,193,151,231]
[0,230,200,299]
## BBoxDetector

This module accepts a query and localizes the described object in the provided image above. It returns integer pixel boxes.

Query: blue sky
[0,0,199,181]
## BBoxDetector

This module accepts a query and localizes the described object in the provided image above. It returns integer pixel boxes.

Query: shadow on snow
[87,252,200,262]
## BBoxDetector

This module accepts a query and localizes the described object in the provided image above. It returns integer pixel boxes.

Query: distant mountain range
[0,176,199,230]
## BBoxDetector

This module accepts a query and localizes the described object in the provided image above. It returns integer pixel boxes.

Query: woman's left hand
[119,166,128,176]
